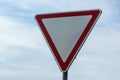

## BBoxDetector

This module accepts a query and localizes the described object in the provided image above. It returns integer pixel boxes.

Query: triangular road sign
[35,9,102,72]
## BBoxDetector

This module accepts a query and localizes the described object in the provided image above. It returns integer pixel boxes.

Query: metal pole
[63,71,68,80]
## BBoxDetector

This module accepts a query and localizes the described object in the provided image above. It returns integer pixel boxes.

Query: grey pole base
[63,71,68,80]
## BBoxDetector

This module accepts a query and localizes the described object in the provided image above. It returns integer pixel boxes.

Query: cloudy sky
[0,0,120,80]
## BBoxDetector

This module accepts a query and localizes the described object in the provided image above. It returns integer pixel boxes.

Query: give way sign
[35,9,102,72]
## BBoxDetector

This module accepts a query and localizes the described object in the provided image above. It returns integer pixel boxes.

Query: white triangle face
[42,15,92,62]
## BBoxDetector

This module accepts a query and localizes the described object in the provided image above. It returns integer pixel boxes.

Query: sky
[0,0,120,80]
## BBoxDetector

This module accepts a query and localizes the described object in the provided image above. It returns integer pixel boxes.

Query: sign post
[63,71,68,80]
[35,9,102,79]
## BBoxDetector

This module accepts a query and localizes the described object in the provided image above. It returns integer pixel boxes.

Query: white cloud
[0,16,46,49]
[0,15,56,80]
[0,0,57,11]
[0,15,50,66]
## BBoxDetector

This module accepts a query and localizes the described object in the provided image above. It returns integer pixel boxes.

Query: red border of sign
[35,9,102,72]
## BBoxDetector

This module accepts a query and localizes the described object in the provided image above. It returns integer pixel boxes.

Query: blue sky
[0,0,120,80]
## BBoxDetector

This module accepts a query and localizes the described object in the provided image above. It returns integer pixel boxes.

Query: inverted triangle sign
[35,9,102,72]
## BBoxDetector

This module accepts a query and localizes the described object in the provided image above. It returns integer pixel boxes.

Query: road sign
[35,9,102,72]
